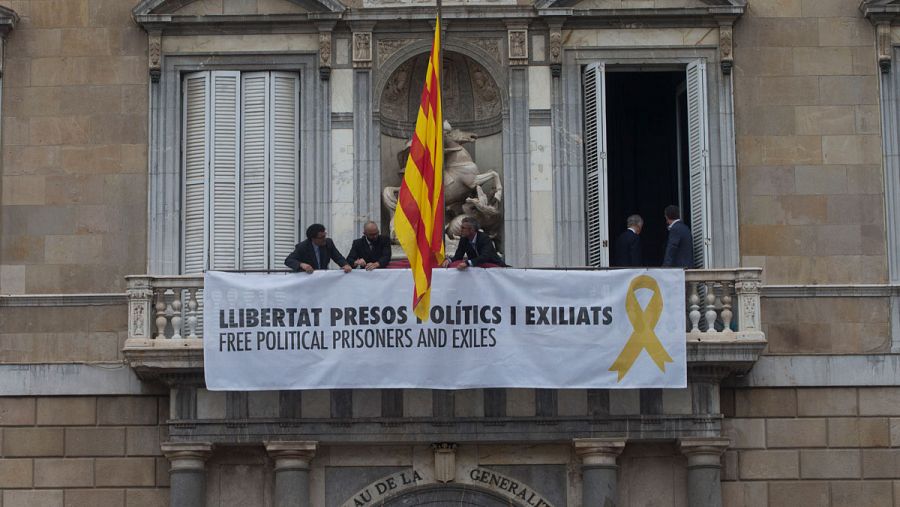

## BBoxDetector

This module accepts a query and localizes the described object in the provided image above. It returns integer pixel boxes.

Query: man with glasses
[284,223,352,274]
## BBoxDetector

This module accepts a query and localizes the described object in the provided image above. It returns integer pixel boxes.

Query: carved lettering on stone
[353,32,372,66]
[508,29,527,63]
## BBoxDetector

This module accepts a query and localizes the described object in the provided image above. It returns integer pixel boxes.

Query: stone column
[574,438,626,506]
[161,442,213,507]
[679,438,730,507]
[266,441,318,507]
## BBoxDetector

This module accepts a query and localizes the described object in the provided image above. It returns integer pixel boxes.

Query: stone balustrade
[124,268,764,348]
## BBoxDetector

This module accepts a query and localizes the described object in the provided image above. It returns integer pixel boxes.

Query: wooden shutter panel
[182,72,210,274]
[583,62,609,267]
[209,71,240,270]
[686,60,711,268]
[269,72,300,269]
[240,72,270,270]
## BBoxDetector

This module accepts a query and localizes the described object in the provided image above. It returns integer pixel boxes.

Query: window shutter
[240,72,271,270]
[583,62,609,267]
[209,71,240,270]
[686,60,711,268]
[182,72,210,274]
[269,72,300,268]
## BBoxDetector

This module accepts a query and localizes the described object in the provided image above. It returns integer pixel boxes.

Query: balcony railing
[124,268,765,349]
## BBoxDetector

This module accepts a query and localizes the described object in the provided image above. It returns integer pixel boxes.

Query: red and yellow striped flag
[394,19,444,322]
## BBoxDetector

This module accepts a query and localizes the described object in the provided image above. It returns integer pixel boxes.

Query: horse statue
[382,121,503,247]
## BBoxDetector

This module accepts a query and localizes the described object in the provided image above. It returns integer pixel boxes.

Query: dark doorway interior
[606,70,689,267]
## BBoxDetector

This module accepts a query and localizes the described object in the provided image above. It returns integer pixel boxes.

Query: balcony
[123,268,766,383]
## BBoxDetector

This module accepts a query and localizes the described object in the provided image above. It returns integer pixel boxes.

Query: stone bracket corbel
[547,19,564,78]
[148,30,161,83]
[717,21,733,76]
[318,22,336,81]
[878,21,892,74]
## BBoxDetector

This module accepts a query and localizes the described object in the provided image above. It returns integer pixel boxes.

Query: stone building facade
[0,0,898,506]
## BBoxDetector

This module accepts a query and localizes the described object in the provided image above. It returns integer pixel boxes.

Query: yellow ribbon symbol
[609,275,674,381]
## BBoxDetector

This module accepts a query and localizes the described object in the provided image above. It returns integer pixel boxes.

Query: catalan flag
[394,19,444,322]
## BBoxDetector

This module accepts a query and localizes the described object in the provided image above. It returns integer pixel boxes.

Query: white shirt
[667,219,681,231]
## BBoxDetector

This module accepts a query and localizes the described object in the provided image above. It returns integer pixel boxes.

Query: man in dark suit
[284,223,352,273]
[612,214,643,267]
[662,205,694,268]
[346,221,392,271]
[442,217,507,270]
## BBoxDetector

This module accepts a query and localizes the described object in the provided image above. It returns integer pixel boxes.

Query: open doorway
[606,70,690,267]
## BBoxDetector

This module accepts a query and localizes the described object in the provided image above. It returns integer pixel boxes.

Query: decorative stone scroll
[148,31,161,83]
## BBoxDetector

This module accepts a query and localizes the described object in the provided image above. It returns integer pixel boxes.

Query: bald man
[346,221,392,270]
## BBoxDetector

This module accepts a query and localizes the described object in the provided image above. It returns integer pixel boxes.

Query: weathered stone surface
[735,389,797,418]
[36,397,96,425]
[95,458,157,487]
[797,388,857,416]
[767,481,828,507]
[767,418,827,448]
[861,449,900,479]
[125,489,168,507]
[0,397,36,425]
[860,388,900,416]
[739,450,799,479]
[721,481,767,507]
[0,458,34,488]
[66,427,126,456]
[98,397,158,425]
[800,449,861,478]
[2,489,64,507]
[830,481,892,507]
[33,458,94,487]
[2,427,64,456]
[723,419,766,449]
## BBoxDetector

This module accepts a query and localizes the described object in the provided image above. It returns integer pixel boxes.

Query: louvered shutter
[269,72,300,268]
[240,72,270,270]
[686,60,711,268]
[583,62,609,267]
[182,72,210,274]
[209,71,240,270]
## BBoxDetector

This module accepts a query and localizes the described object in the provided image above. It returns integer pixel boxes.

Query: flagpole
[436,0,444,255]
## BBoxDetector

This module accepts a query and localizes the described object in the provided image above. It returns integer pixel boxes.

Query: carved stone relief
[469,38,503,64]
[508,29,528,63]
[319,31,332,80]
[148,31,161,82]
[378,38,416,66]
[353,32,372,67]
[719,24,733,75]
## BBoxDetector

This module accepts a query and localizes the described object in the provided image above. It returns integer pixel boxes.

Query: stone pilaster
[161,442,213,507]
[266,441,318,507]
[574,438,626,507]
[679,438,730,507]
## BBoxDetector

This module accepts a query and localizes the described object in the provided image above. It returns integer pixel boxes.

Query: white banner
[203,269,686,390]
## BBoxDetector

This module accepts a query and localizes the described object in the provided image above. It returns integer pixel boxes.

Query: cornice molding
[0,293,127,307]
[761,284,900,298]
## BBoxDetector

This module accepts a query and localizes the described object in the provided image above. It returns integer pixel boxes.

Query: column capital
[266,441,318,471]
[678,438,730,468]
[573,438,626,467]
[161,442,213,472]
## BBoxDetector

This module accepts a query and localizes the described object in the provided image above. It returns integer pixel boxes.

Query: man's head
[459,216,480,240]
[626,214,643,234]
[305,223,328,246]
[363,221,380,241]
[664,205,680,225]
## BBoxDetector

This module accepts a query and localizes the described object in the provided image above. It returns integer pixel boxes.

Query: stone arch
[381,483,527,507]
[374,37,508,114]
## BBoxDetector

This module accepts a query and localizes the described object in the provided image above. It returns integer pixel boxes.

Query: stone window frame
[147,53,330,275]
[876,46,900,351]
[553,46,739,268]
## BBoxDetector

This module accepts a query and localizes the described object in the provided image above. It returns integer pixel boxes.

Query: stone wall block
[860,388,900,416]
[2,489,64,507]
[0,398,36,425]
[126,426,163,456]
[36,397,96,425]
[800,449,861,478]
[767,418,827,448]
[95,457,157,487]
[739,450,799,479]
[861,449,900,479]
[66,427,126,456]
[125,489,168,507]
[721,480,767,507]
[723,419,766,449]
[0,458,34,488]
[797,388,857,416]
[890,418,900,447]
[2,427,64,456]
[98,397,158,425]
[830,481,892,507]
[33,457,94,487]
[735,388,797,417]
[767,481,829,507]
